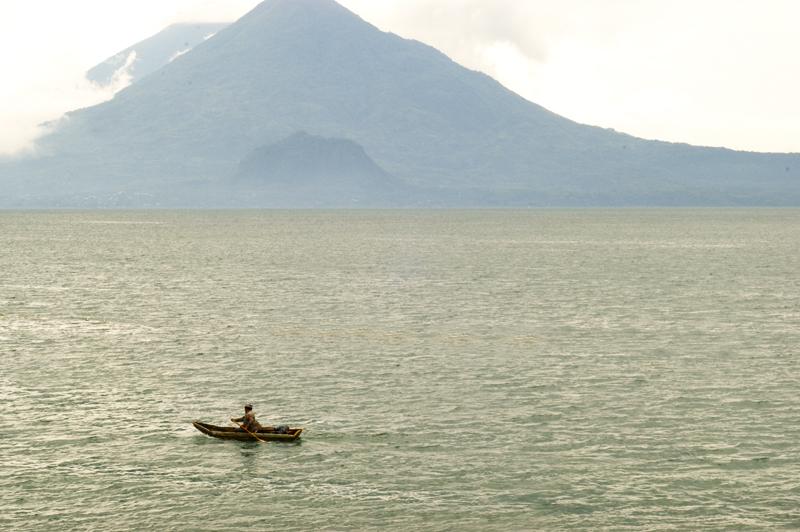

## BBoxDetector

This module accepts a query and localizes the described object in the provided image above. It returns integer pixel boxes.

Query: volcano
[1,0,798,207]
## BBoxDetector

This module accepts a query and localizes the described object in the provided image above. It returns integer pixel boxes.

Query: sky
[0,0,798,156]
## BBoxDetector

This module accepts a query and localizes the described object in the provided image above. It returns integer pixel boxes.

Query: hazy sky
[1,0,798,156]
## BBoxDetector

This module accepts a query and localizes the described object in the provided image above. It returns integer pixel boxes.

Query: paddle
[231,420,268,444]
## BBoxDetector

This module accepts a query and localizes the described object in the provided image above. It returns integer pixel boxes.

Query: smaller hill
[231,132,410,206]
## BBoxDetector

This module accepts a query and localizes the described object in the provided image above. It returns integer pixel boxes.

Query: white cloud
[108,51,138,89]
[0,0,259,157]
[342,0,800,152]
[168,49,191,63]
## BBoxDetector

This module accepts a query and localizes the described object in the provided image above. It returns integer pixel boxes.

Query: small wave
[80,221,165,225]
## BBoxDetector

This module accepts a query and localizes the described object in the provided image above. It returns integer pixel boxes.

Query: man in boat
[231,403,262,432]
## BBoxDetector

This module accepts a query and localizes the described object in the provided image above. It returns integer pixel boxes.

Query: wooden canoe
[193,421,303,442]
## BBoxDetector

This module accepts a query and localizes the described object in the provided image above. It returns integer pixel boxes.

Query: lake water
[2,209,799,530]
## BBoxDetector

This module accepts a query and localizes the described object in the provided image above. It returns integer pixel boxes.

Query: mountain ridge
[86,22,229,87]
[1,0,798,207]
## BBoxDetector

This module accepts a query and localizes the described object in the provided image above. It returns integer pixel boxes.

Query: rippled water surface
[2,209,799,530]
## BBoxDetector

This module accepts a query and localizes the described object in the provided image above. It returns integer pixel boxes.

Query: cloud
[0,0,258,158]
[341,0,800,152]
[168,49,191,63]
[0,73,127,158]
[0,50,136,158]
[108,51,137,89]
[341,0,548,75]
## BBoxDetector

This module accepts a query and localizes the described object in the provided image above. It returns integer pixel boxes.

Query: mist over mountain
[86,23,229,87]
[1,0,798,207]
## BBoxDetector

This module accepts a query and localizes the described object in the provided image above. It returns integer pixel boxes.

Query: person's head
[244,403,253,412]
